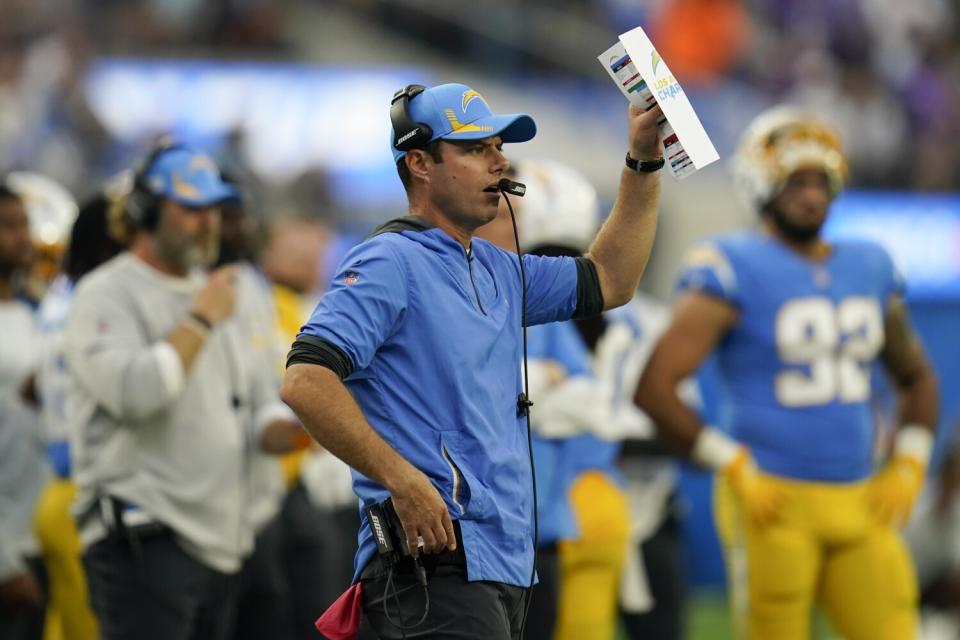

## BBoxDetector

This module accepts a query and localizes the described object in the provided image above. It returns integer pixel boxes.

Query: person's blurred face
[217,202,258,265]
[0,196,34,275]
[262,218,326,294]
[153,199,221,271]
[765,168,832,243]
[424,137,510,233]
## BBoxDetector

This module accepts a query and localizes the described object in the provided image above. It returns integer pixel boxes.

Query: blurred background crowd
[3,0,960,214]
[2,1,960,639]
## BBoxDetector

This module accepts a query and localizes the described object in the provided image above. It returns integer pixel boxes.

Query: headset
[391,84,434,153]
[125,139,186,231]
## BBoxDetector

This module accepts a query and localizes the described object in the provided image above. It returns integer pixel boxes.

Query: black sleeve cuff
[286,335,355,380]
[572,257,605,319]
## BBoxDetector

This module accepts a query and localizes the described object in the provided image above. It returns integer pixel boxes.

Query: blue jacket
[298,216,598,586]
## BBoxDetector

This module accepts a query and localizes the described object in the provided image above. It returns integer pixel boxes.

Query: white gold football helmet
[733,107,848,211]
[513,159,600,253]
[5,172,78,285]
[5,172,78,251]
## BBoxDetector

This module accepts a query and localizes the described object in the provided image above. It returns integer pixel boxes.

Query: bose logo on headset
[396,128,422,146]
[391,84,433,153]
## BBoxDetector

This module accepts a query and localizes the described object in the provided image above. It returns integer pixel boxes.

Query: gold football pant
[555,471,630,640]
[715,473,917,640]
[34,479,99,640]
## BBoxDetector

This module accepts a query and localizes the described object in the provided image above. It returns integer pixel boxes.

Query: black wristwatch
[625,152,665,173]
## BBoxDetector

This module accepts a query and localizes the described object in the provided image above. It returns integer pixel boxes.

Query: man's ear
[405,148,434,184]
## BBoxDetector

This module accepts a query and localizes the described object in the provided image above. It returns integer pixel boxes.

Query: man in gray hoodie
[65,144,303,640]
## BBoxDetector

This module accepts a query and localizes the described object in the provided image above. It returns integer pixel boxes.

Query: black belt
[77,496,169,542]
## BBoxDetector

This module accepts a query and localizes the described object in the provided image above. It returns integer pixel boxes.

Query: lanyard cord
[501,186,539,637]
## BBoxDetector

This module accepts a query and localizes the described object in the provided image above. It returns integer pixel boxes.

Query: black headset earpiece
[391,84,433,153]
[126,139,185,231]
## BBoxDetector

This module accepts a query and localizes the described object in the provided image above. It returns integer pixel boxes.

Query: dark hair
[396,140,444,190]
[64,194,127,281]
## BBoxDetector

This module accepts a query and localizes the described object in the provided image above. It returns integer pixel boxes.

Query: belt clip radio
[365,498,427,586]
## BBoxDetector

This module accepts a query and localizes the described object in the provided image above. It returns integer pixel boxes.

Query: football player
[634,107,939,639]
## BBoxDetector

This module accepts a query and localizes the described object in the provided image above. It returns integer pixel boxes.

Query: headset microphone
[498,178,526,197]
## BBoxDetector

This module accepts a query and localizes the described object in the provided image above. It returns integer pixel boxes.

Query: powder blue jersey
[677,231,902,482]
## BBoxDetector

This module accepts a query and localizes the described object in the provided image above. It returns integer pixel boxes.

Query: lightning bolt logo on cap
[461,89,490,113]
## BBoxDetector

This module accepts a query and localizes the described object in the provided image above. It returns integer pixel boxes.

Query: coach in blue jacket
[281,82,663,639]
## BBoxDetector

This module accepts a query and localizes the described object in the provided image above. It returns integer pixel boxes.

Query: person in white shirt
[0,182,49,640]
[65,144,304,640]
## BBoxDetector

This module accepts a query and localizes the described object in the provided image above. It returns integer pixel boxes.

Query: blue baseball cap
[143,148,239,207]
[391,83,537,163]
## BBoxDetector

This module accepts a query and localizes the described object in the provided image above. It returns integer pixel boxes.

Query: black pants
[231,515,294,640]
[360,543,526,639]
[84,530,239,640]
[620,509,687,640]
[523,545,558,640]
[0,555,48,640]
[282,483,359,640]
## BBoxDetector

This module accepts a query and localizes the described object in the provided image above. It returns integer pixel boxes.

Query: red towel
[315,582,363,639]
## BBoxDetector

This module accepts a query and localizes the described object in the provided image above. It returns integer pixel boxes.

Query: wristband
[893,424,933,468]
[625,152,665,173]
[691,425,742,471]
[189,311,214,331]
[183,316,210,339]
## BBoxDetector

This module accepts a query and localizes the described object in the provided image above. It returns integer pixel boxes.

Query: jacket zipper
[465,247,487,315]
[440,444,466,515]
